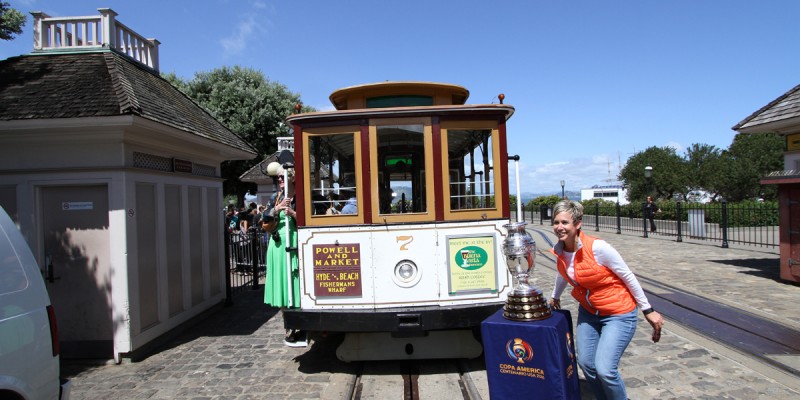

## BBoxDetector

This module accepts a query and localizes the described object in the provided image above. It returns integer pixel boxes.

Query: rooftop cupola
[31,8,160,72]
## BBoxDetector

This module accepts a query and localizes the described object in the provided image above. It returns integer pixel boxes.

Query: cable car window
[377,124,426,214]
[447,129,495,210]
[307,132,357,216]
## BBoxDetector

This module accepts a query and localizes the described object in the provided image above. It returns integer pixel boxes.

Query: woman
[262,167,304,347]
[548,200,663,400]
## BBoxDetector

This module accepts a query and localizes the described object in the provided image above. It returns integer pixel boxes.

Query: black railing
[523,201,779,248]
[224,228,268,304]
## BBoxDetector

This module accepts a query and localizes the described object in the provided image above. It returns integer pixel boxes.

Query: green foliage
[714,133,783,202]
[0,2,25,40]
[689,200,779,227]
[684,143,722,201]
[525,195,562,210]
[620,133,783,203]
[580,199,777,228]
[619,146,687,202]
[578,199,619,217]
[163,66,315,202]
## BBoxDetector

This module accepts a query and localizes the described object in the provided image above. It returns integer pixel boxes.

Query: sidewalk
[60,230,800,399]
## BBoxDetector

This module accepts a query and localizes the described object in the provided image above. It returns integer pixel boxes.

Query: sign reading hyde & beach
[313,243,362,296]
[447,235,497,294]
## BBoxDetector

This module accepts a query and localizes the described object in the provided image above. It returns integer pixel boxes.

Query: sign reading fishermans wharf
[313,243,362,296]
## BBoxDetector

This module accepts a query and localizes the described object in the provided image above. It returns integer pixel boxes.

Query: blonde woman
[549,200,663,399]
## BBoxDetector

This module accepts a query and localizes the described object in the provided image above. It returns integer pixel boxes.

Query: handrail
[30,8,159,71]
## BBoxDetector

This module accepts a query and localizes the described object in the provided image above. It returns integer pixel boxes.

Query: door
[41,185,112,358]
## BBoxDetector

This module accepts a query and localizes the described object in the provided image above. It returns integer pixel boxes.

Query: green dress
[264,209,300,308]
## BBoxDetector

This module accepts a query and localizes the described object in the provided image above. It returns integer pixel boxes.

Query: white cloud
[220,15,258,58]
[219,3,272,59]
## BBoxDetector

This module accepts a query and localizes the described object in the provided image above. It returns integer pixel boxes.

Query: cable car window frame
[368,117,435,223]
[302,125,363,226]
[440,120,504,220]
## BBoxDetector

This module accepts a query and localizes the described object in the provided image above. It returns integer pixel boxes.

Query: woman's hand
[279,198,295,218]
[645,311,664,343]
[277,198,290,211]
[549,298,561,310]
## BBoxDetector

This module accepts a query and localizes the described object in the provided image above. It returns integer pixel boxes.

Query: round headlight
[393,260,421,287]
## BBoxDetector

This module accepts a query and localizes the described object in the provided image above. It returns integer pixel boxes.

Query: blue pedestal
[481,309,581,399]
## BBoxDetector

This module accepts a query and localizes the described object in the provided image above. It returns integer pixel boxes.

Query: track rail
[349,359,478,400]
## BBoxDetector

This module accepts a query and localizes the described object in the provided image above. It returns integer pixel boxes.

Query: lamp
[644,165,653,197]
[266,161,282,177]
[560,180,565,199]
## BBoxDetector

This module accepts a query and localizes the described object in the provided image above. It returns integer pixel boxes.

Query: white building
[580,185,629,205]
[0,9,256,361]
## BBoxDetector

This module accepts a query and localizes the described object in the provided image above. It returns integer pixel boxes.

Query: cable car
[283,81,515,361]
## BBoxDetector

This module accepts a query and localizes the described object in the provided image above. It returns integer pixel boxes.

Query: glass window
[367,95,433,108]
[447,129,495,210]
[0,231,28,295]
[376,124,426,214]
[307,132,358,216]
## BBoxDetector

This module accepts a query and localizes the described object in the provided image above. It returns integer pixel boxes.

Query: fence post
[615,202,621,234]
[721,201,729,248]
[224,229,233,306]
[251,228,259,290]
[540,204,545,225]
[676,202,682,242]
[642,202,648,238]
[595,203,600,231]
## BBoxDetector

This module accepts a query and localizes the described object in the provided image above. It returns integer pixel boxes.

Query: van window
[0,231,29,295]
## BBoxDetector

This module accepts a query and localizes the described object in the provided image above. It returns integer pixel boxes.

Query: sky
[3,0,800,196]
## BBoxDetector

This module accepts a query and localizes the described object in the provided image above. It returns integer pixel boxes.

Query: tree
[619,146,688,202]
[684,143,723,201]
[713,132,783,201]
[0,2,25,41]
[165,66,315,202]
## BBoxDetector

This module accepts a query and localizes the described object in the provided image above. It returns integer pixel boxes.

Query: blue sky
[3,0,800,195]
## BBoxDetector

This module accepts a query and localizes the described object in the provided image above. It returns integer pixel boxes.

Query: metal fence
[224,229,268,303]
[225,201,779,302]
[523,201,779,248]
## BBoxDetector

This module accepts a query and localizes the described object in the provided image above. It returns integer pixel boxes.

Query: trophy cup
[501,221,551,321]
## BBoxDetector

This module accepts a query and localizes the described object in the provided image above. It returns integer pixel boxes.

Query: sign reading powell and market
[313,243,362,296]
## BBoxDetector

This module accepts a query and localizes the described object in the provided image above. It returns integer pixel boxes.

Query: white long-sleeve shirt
[551,238,652,311]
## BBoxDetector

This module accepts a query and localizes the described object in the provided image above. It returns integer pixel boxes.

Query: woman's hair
[552,200,583,223]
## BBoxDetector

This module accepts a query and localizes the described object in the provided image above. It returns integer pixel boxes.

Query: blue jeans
[576,307,638,400]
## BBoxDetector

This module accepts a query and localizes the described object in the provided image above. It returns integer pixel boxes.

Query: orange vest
[552,232,636,316]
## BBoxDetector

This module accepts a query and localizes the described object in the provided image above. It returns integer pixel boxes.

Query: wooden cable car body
[283,81,515,360]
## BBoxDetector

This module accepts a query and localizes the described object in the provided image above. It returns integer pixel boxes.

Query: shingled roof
[733,83,800,134]
[0,49,256,155]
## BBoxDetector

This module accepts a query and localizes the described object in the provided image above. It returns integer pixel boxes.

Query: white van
[0,206,71,400]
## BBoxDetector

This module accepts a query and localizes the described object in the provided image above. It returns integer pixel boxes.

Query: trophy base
[503,291,552,321]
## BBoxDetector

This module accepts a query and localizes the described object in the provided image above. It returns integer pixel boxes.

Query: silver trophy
[501,222,551,321]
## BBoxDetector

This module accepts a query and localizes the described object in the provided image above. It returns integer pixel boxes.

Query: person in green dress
[262,166,305,347]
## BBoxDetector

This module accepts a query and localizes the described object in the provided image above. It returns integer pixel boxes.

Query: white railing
[277,137,294,152]
[31,8,159,71]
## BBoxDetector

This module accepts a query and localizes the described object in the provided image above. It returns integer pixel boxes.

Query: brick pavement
[60,229,800,399]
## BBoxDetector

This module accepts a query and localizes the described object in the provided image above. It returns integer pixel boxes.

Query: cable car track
[528,228,800,377]
[348,359,479,400]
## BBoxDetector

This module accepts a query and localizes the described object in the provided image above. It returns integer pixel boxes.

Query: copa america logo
[506,338,533,364]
